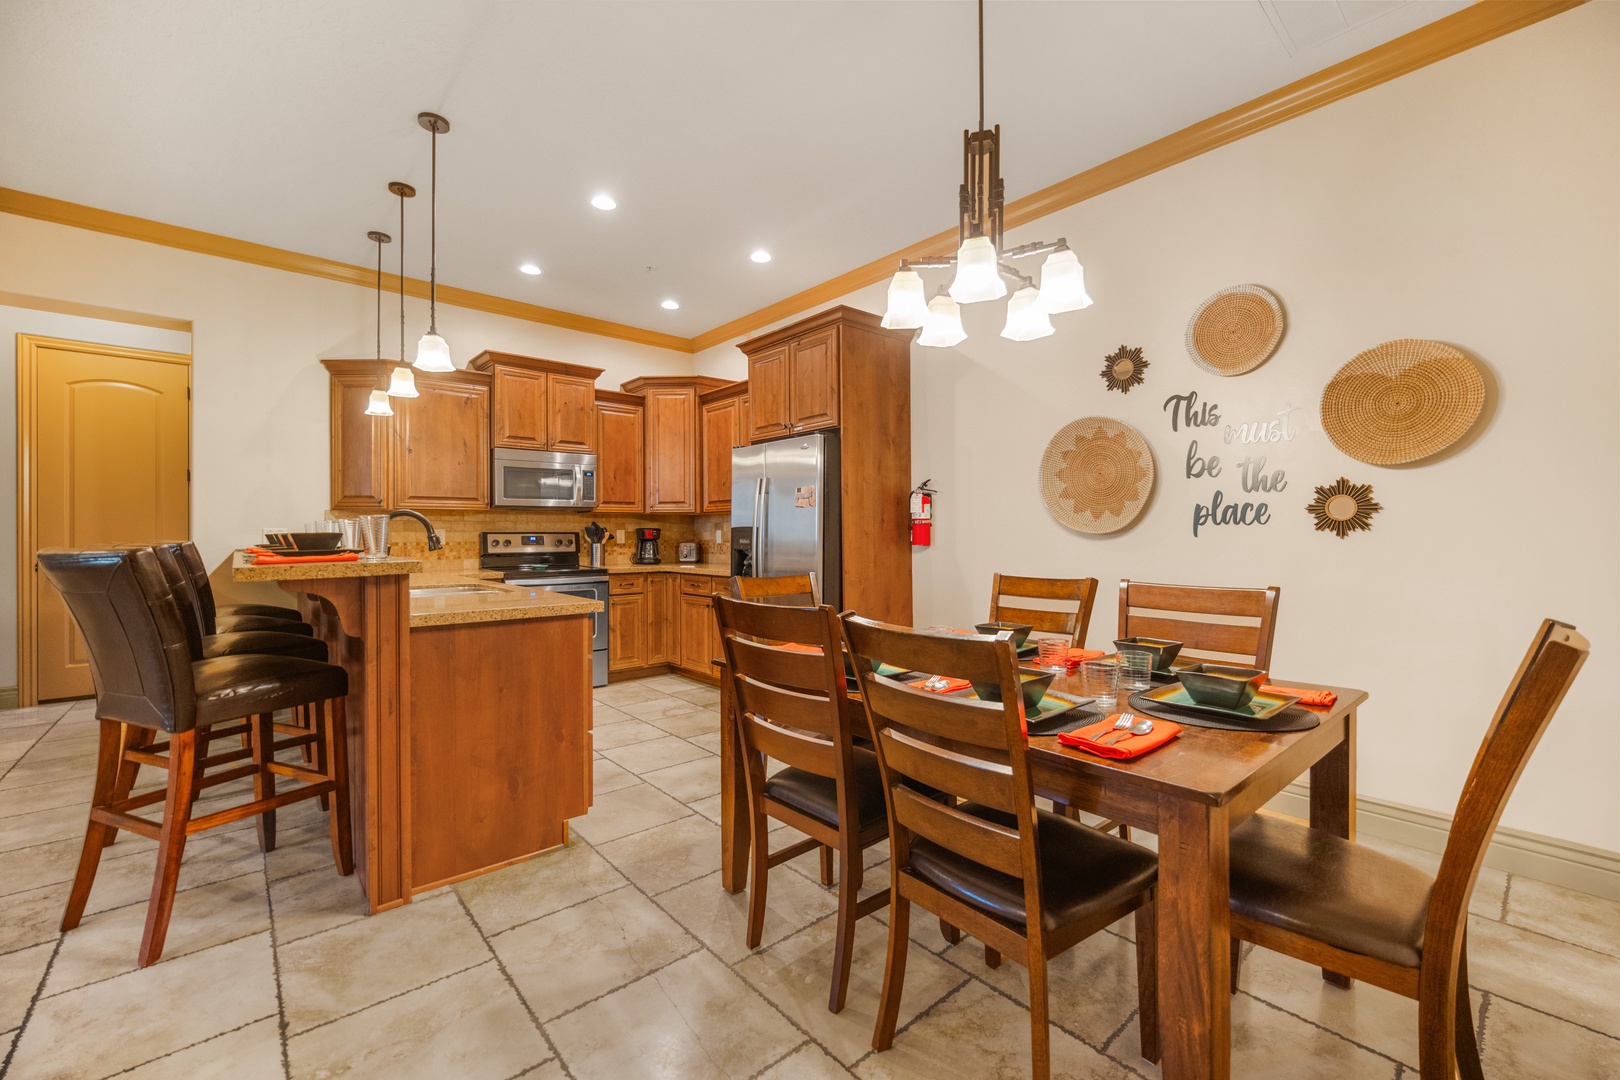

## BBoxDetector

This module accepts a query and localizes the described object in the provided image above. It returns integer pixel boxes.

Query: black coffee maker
[633,527,661,564]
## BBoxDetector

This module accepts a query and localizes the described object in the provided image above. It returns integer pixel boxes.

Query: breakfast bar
[231,553,600,912]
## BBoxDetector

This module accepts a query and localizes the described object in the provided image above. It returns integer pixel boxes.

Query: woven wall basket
[1039,417,1155,534]
[1185,285,1285,376]
[1321,339,1484,465]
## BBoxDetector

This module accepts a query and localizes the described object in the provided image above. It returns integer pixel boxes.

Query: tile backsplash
[332,508,731,566]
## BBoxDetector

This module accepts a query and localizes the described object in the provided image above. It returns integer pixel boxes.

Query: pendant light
[412,112,455,372]
[386,181,419,397]
[881,0,1092,344]
[364,230,394,416]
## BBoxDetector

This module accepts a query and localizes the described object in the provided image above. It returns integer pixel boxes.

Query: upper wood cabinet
[699,381,749,514]
[621,376,730,514]
[323,359,490,511]
[469,351,604,454]
[745,325,841,441]
[393,371,491,509]
[595,390,645,514]
[746,346,790,442]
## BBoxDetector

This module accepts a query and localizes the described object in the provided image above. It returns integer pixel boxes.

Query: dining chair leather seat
[765,746,887,831]
[192,654,348,728]
[201,629,328,662]
[1228,813,1431,969]
[908,803,1158,934]
[218,602,302,621]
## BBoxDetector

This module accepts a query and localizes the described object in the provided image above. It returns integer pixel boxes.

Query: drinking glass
[1117,649,1152,692]
[357,514,390,562]
[1036,637,1068,672]
[1077,658,1120,700]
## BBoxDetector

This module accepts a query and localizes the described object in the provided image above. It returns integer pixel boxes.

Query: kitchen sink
[409,585,502,598]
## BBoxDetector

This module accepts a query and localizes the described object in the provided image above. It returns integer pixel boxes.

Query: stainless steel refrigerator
[730,432,841,609]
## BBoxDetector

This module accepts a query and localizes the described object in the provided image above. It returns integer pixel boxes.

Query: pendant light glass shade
[881,270,929,329]
[1035,247,1093,313]
[365,388,394,416]
[413,332,454,372]
[917,292,967,348]
[388,366,419,397]
[948,235,1007,303]
[1000,286,1055,341]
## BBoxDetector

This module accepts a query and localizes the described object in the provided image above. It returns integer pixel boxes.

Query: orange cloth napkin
[775,642,824,655]
[1057,714,1181,759]
[1262,684,1337,708]
[906,676,971,694]
[1066,648,1105,670]
[250,552,360,565]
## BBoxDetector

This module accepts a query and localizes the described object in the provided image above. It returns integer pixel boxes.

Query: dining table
[715,657,1367,1080]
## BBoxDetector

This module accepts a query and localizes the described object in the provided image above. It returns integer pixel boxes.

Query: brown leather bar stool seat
[154,544,326,662]
[39,547,353,968]
[174,540,310,630]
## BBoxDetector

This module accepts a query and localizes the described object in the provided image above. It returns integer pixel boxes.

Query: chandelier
[881,0,1092,345]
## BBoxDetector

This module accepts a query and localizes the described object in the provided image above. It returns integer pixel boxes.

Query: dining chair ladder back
[728,572,820,606]
[1227,618,1588,1080]
[989,573,1099,648]
[1118,579,1280,670]
[841,614,1161,1077]
[714,594,888,1014]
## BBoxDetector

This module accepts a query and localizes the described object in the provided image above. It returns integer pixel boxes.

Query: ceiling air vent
[1259,0,1408,56]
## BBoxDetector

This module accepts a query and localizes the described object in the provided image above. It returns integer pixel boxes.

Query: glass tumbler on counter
[1117,649,1152,692]
[1077,658,1120,701]
[1036,637,1068,672]
[357,514,390,562]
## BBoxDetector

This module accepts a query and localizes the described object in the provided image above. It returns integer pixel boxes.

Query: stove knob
[502,539,512,547]
[554,538,564,547]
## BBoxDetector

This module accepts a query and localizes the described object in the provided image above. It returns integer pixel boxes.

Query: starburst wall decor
[1306,477,1382,539]
[1100,345,1149,394]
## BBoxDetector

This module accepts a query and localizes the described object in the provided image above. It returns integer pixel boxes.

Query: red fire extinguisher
[910,481,935,547]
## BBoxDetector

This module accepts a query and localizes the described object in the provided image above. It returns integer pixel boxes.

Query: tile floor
[0,677,1616,1079]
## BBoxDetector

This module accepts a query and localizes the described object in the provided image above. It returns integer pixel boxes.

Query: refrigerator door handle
[753,478,767,576]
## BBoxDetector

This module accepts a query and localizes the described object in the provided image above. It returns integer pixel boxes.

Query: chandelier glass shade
[917,292,967,348]
[1000,286,1054,341]
[1036,247,1092,314]
[948,235,1007,304]
[388,366,419,397]
[365,389,393,416]
[881,270,929,329]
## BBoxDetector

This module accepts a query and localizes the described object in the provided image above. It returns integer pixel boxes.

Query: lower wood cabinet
[607,572,724,679]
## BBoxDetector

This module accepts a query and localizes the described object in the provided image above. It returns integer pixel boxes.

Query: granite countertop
[407,571,603,628]
[604,563,731,577]
[231,551,424,582]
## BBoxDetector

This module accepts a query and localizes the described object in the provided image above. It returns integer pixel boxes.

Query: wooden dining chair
[1118,579,1281,670]
[729,572,819,606]
[713,594,890,1014]
[989,574,1099,648]
[841,614,1161,1077]
[1228,619,1588,1080]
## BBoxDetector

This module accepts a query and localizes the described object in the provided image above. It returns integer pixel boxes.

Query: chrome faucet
[387,509,444,551]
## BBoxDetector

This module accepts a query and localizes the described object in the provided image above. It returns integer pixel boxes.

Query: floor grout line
[453,890,577,1080]
[93,1013,280,1079]
[0,934,63,1079]
[263,858,293,1080]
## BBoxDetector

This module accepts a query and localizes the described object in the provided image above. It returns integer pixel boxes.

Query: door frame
[16,334,193,706]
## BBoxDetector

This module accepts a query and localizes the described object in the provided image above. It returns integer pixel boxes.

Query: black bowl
[1113,637,1184,672]
[1178,664,1266,710]
[265,532,345,552]
[975,622,1033,648]
[969,667,1054,710]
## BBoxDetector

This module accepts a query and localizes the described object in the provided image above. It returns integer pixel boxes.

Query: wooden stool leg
[322,698,354,876]
[251,712,276,853]
[746,809,771,949]
[819,843,836,886]
[138,729,199,967]
[938,917,961,945]
[828,847,860,1013]
[1135,898,1161,1064]
[64,719,126,930]
[873,892,910,1051]
[102,724,152,848]
[1028,951,1052,1080]
[306,705,330,812]
[1456,944,1484,1080]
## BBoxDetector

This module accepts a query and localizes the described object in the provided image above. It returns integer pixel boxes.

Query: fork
[1098,712,1135,744]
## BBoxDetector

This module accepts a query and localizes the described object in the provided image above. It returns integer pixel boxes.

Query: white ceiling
[0,0,1468,338]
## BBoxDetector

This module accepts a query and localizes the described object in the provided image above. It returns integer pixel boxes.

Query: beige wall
[0,217,695,685]
[697,5,1620,853]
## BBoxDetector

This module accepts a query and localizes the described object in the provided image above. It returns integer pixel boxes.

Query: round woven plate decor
[1039,417,1155,534]
[1185,285,1285,376]
[1321,339,1484,465]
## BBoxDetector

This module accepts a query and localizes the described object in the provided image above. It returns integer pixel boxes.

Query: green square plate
[1139,683,1301,722]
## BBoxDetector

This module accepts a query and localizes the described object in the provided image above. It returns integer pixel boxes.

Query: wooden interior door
[21,336,191,702]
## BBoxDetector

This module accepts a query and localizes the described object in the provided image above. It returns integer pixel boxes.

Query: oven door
[492,449,598,508]
[509,575,610,687]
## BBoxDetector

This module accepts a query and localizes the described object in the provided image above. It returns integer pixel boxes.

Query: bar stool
[176,540,307,626]
[39,547,353,967]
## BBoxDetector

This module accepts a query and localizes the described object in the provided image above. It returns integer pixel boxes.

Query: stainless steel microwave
[492,448,598,508]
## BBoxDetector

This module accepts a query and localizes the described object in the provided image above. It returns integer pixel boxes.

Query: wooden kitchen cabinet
[608,588,647,672]
[646,572,675,665]
[745,325,840,441]
[595,390,645,513]
[469,351,604,454]
[699,381,749,514]
[746,345,790,442]
[621,376,730,514]
[675,574,726,679]
[608,571,723,682]
[323,360,489,511]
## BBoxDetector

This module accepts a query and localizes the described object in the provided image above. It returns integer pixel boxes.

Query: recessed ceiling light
[661,299,680,310]
[591,193,617,211]
[750,249,772,264]
[518,263,541,276]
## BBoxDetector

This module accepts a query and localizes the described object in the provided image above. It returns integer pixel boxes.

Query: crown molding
[0,187,694,353]
[687,0,1582,353]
